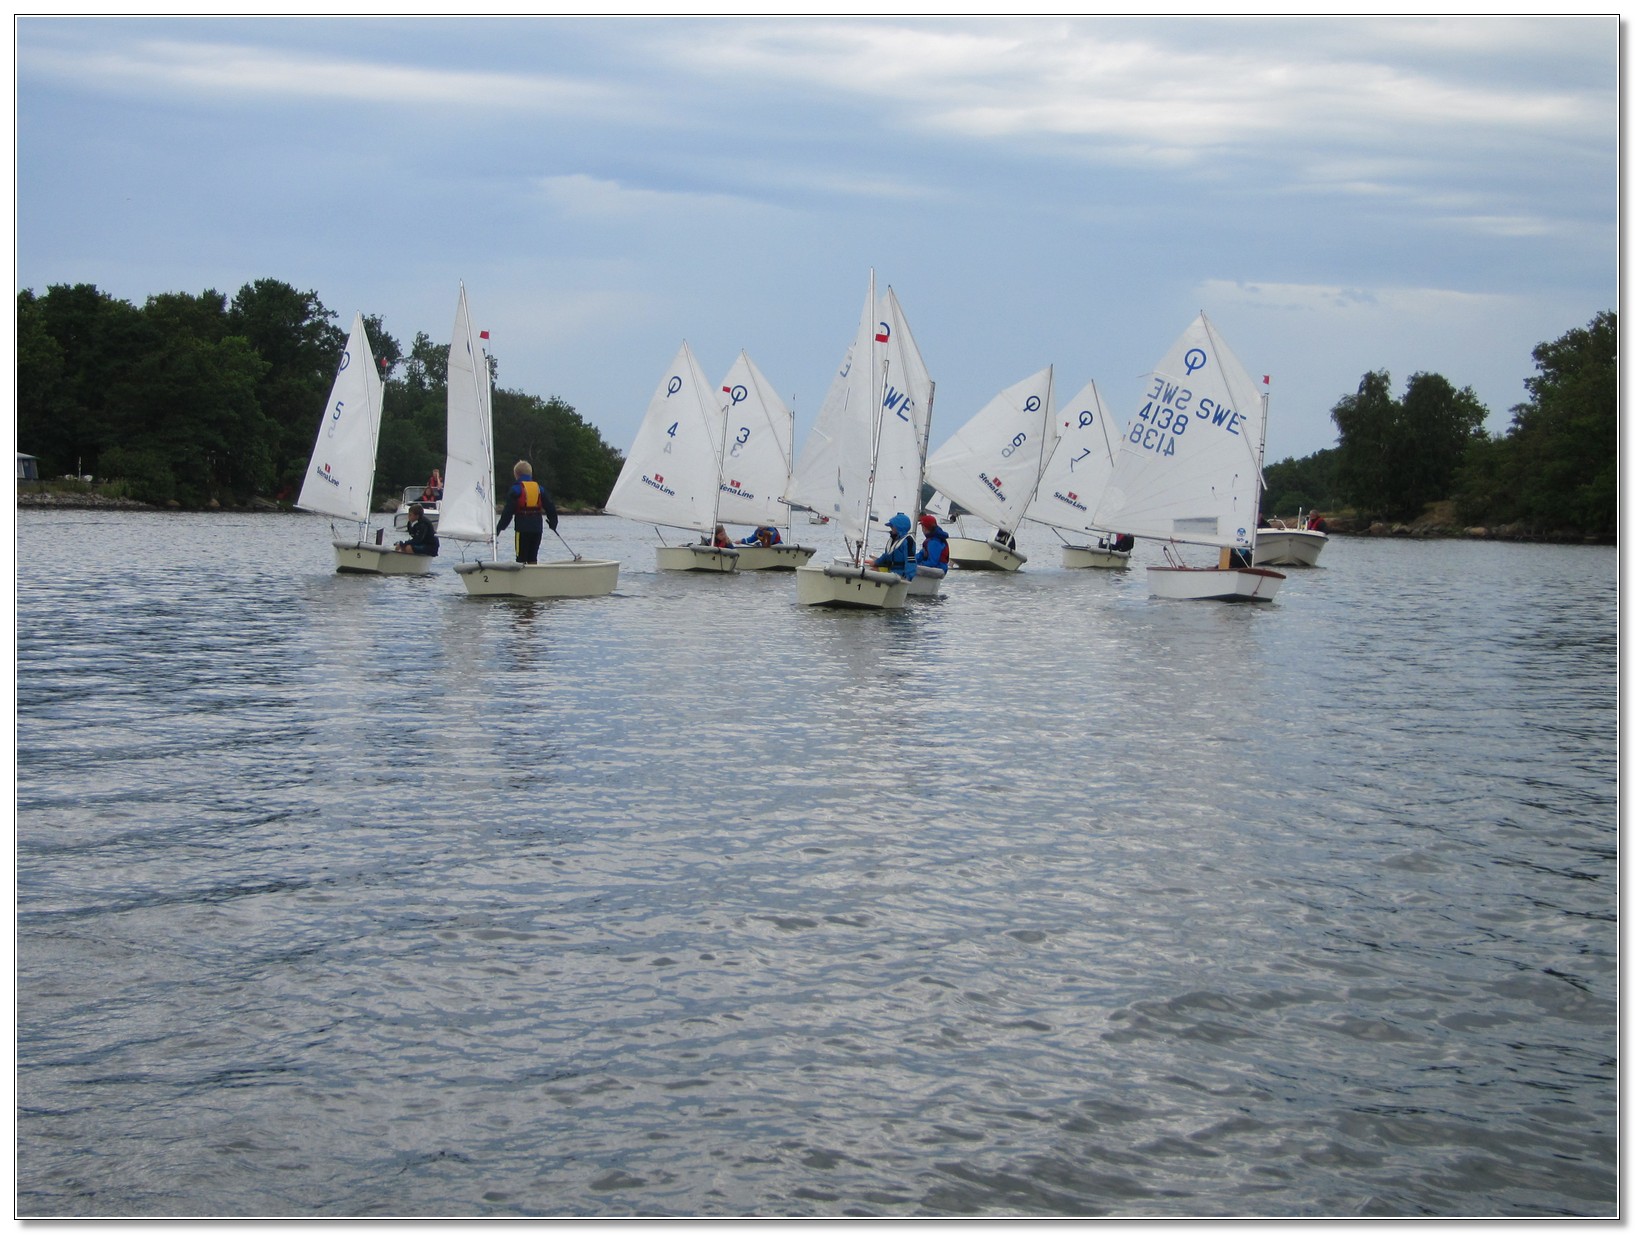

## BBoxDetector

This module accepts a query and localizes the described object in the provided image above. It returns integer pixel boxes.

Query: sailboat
[715,351,815,571]
[875,282,942,599]
[1091,312,1284,602]
[297,313,427,575]
[1026,378,1132,569]
[440,285,620,599]
[923,365,1058,572]
[604,342,739,572]
[788,273,937,609]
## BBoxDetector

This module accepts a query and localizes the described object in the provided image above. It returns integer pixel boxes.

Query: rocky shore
[1314,501,1612,546]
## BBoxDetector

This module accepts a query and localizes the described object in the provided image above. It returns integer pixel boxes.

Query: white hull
[947,536,1027,572]
[1147,565,1285,602]
[906,564,945,597]
[795,561,909,609]
[733,543,816,572]
[655,544,740,573]
[333,541,435,575]
[393,487,441,530]
[1252,529,1328,568]
[1061,544,1131,570]
[454,558,620,598]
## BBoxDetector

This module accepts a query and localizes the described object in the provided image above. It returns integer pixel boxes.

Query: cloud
[533,173,781,219]
[24,35,615,113]
[1197,278,1520,318]
[659,17,1610,181]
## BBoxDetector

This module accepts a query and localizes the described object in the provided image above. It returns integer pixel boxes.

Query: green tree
[1454,310,1616,536]
[1330,369,1488,520]
[1511,310,1616,534]
[1262,447,1340,519]
[1395,372,1489,515]
[1329,370,1396,518]
[18,283,147,476]
[227,279,344,489]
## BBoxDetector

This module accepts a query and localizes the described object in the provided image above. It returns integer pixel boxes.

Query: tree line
[18,282,1613,538]
[1262,310,1615,539]
[16,279,624,510]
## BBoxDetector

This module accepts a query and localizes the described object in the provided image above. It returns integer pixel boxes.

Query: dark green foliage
[1262,448,1341,519]
[493,389,623,507]
[16,279,625,510]
[1329,369,1489,521]
[1455,311,1615,537]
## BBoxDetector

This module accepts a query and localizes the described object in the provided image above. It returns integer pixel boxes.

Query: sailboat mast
[917,378,935,525]
[707,351,731,538]
[857,267,882,565]
[1020,366,1054,534]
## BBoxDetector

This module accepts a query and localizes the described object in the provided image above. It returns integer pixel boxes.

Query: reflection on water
[16,511,1617,1217]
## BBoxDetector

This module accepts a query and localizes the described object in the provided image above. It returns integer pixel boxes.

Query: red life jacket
[515,479,545,512]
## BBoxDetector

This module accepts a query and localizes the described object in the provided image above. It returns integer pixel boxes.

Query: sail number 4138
[1130,399,1188,456]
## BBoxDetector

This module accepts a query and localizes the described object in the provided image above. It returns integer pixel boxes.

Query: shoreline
[14,491,1609,545]
[15,491,609,517]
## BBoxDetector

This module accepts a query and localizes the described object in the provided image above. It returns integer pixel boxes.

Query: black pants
[514,519,544,564]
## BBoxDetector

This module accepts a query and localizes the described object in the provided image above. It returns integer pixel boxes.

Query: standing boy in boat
[496,459,559,565]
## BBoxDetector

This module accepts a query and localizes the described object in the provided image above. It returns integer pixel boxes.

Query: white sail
[438,285,498,546]
[296,312,383,522]
[605,341,727,535]
[1091,313,1266,551]
[923,365,1057,536]
[714,351,794,530]
[787,281,876,544]
[870,285,934,530]
[1028,378,1123,537]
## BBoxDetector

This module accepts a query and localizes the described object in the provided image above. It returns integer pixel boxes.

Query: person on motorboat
[866,512,917,580]
[915,513,950,571]
[394,503,439,556]
[496,459,559,564]
[422,468,443,503]
[739,525,783,547]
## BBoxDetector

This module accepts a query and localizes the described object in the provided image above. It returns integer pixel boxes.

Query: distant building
[17,453,39,481]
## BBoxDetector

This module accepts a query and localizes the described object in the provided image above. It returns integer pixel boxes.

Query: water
[15,510,1617,1217]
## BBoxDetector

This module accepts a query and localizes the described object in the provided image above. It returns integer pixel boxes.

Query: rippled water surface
[15,511,1617,1217]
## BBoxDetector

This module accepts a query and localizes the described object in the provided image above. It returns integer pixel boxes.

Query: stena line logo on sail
[979,472,1007,503]
[719,478,755,502]
[642,472,676,497]
[1051,489,1087,513]
[315,462,341,487]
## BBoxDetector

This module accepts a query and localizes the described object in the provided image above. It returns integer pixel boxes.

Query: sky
[12,14,1617,468]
